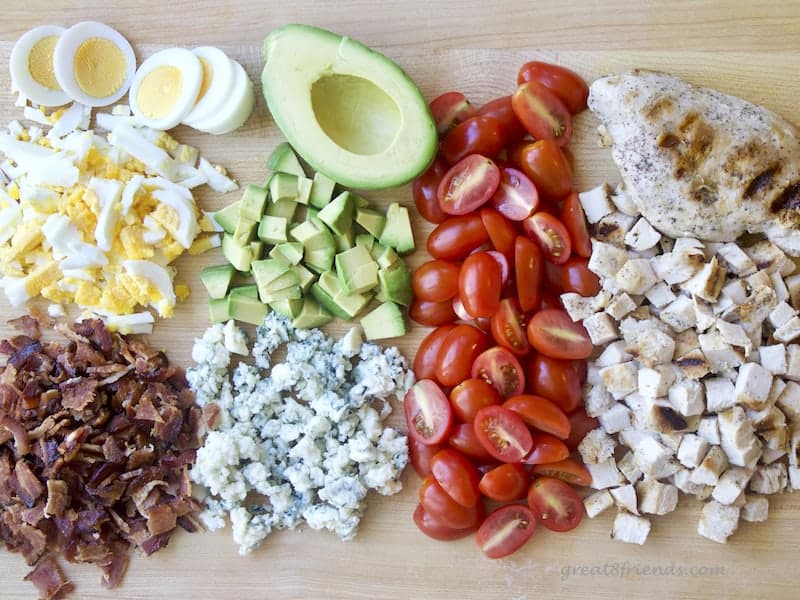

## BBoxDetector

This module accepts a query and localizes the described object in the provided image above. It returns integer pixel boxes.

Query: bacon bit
[44,480,69,518]
[8,315,40,340]
[59,378,98,411]
[12,459,45,507]
[24,557,72,600]
[99,550,129,589]
[146,504,177,536]
[0,415,30,456]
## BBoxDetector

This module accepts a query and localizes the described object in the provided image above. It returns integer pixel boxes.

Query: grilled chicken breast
[588,70,800,254]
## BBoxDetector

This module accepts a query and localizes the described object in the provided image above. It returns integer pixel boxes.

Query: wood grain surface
[2,2,800,599]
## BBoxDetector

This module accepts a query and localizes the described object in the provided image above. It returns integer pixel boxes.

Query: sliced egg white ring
[53,21,136,107]
[192,59,254,135]
[9,25,72,107]
[182,46,235,127]
[129,48,203,130]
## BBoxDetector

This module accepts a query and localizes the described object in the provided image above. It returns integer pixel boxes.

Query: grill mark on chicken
[744,164,780,198]
[655,405,689,431]
[644,96,675,120]
[770,180,800,213]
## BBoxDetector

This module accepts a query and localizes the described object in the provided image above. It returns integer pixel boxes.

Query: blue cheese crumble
[187,315,413,555]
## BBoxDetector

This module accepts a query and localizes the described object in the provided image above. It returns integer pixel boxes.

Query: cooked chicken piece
[677,434,711,469]
[618,450,644,484]
[697,416,722,445]
[741,495,769,522]
[711,467,753,505]
[690,446,728,486]
[610,484,639,514]
[669,379,705,417]
[637,479,679,515]
[698,501,740,543]
[579,428,617,464]
[584,490,614,518]
[612,511,651,545]
[734,363,773,410]
[587,459,626,489]
[748,463,788,494]
[588,70,800,255]
[626,218,662,252]
[759,344,787,376]
[593,211,636,247]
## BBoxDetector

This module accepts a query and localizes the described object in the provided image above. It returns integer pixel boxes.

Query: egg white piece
[182,46,235,128]
[53,22,136,107]
[9,25,72,107]
[192,59,254,135]
[101,311,154,335]
[122,259,176,317]
[129,48,203,130]
[88,177,123,252]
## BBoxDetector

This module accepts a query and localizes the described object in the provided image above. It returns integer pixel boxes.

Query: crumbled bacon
[0,317,203,597]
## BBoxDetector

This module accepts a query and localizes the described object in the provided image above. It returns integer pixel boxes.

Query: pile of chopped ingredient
[187,314,413,554]
[0,315,205,599]
[0,103,237,332]
[570,182,800,544]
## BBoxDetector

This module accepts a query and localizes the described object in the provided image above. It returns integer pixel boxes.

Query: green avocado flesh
[261,24,437,189]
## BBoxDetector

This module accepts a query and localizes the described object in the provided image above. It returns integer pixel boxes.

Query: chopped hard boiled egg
[182,46,235,128]
[191,59,254,135]
[9,25,71,107]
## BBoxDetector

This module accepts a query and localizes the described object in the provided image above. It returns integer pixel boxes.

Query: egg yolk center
[28,35,61,90]
[196,58,213,103]
[74,37,127,98]
[137,66,183,120]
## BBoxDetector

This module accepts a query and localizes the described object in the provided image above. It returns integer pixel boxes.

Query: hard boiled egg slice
[9,25,71,107]
[129,48,202,130]
[53,22,136,107]
[191,59,254,135]
[182,46,235,128]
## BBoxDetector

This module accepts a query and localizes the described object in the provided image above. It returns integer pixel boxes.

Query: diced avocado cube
[250,240,265,260]
[212,201,240,235]
[310,282,350,320]
[269,172,299,202]
[222,233,253,272]
[292,263,316,293]
[306,207,320,222]
[229,285,259,299]
[251,257,292,290]
[335,228,355,253]
[305,247,335,274]
[353,194,370,209]
[292,297,333,329]
[261,284,302,304]
[309,172,336,209]
[258,215,288,244]
[268,268,301,292]
[335,245,378,295]
[200,264,235,299]
[312,272,372,320]
[355,234,375,252]
[375,289,387,303]
[266,142,305,178]
[317,191,355,236]
[360,301,406,340]
[355,207,386,239]
[228,292,268,325]
[378,261,412,306]
[289,220,320,245]
[233,216,257,245]
[295,176,313,205]
[379,202,415,254]
[270,241,304,265]
[238,184,269,221]
[265,198,298,220]
[208,297,230,323]
[270,297,304,319]
[372,244,399,269]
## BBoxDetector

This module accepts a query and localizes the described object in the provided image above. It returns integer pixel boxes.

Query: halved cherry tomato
[409,439,444,478]
[410,298,458,326]
[532,458,592,487]
[480,207,516,257]
[440,116,506,165]
[414,325,457,382]
[565,408,599,451]
[428,214,489,261]
[487,251,510,285]
[514,236,543,312]
[429,91,476,136]
[516,140,573,201]
[437,155,500,216]
[404,379,453,446]
[527,476,584,532]
[560,191,592,257]
[449,378,501,423]
[413,503,477,541]
[430,448,481,508]
[477,96,527,143]
[491,166,540,221]
[473,405,533,463]
[526,309,592,360]
[436,324,490,387]
[420,476,483,530]
[471,347,525,399]
[560,257,600,296]
[502,394,570,439]
[539,292,563,311]
[522,433,570,465]
[476,504,536,559]
[523,212,572,265]
[517,61,589,115]
[511,80,573,147]
[527,354,583,413]
[490,298,530,356]
[543,260,563,291]
[458,252,503,318]
[413,157,449,224]
[478,463,529,502]
[449,423,494,461]
[413,260,461,303]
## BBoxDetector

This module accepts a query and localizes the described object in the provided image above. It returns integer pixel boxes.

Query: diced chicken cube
[698,501,740,543]
[746,270,772,291]
[745,240,786,274]
[578,428,617,464]
[693,297,716,332]
[724,286,777,329]
[625,217,662,252]
[594,211,636,247]
[595,341,632,368]
[588,241,629,278]
[674,237,704,251]
[716,243,756,276]
[611,511,651,545]
[721,279,748,305]
[579,183,614,224]
[680,258,726,302]
[598,402,633,433]
[619,426,655,447]
[644,282,676,308]
[641,401,696,434]
[615,259,658,295]
[626,328,676,368]
[770,271,790,303]
[651,249,705,285]
[675,348,711,380]
[718,407,762,468]
[669,380,705,417]
[561,293,600,322]
[698,332,743,373]
[690,446,728,486]
[634,436,675,479]
[789,466,800,490]
[677,434,710,469]
[768,301,795,329]
[637,479,678,515]
[760,344,787,376]
[704,377,736,413]
[774,316,800,343]
[638,365,675,398]
[674,329,700,357]
[785,345,800,382]
[673,467,713,497]
[606,293,638,321]
[785,273,800,309]
[583,490,614,518]
[583,312,619,345]
[790,424,800,466]
[610,484,639,514]
[661,432,686,453]
[734,362,773,410]
[777,381,800,421]
[711,467,753,505]
[610,183,639,216]
[760,447,788,464]
[660,295,697,332]
[585,384,615,418]
[587,459,626,489]
[748,463,787,494]
[600,362,638,396]
[617,451,643,484]
[716,320,752,354]
[741,495,769,522]
[697,416,721,445]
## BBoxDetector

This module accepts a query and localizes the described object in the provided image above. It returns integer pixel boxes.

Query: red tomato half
[436,324,490,387]
[490,298,530,356]
[413,503,477,541]
[514,236,543,312]
[527,354,583,413]
[476,504,536,559]
[565,408,599,451]
[430,448,481,508]
[517,61,589,115]
[449,378,501,424]
[428,214,489,261]
[471,347,526,399]
[410,298,458,327]
[473,405,533,463]
[527,309,592,360]
[511,80,573,147]
[522,433,570,465]
[440,116,506,165]
[404,379,453,446]
[479,463,529,502]
[532,458,592,487]
[414,324,457,382]
[523,212,572,265]
[516,140,573,201]
[560,257,600,296]
[413,157,449,224]
[527,476,584,532]
[477,96,527,143]
[420,476,483,530]
[437,155,500,216]
[413,260,461,303]
[560,191,592,258]
[449,423,494,461]
[479,208,517,257]
[502,394,570,439]
[409,439,444,478]
[429,91,476,136]
[491,167,540,221]
[458,252,503,318]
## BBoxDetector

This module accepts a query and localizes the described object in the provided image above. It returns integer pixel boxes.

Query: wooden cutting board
[1,2,800,598]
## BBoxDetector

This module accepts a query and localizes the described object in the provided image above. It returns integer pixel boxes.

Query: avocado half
[261,24,437,190]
